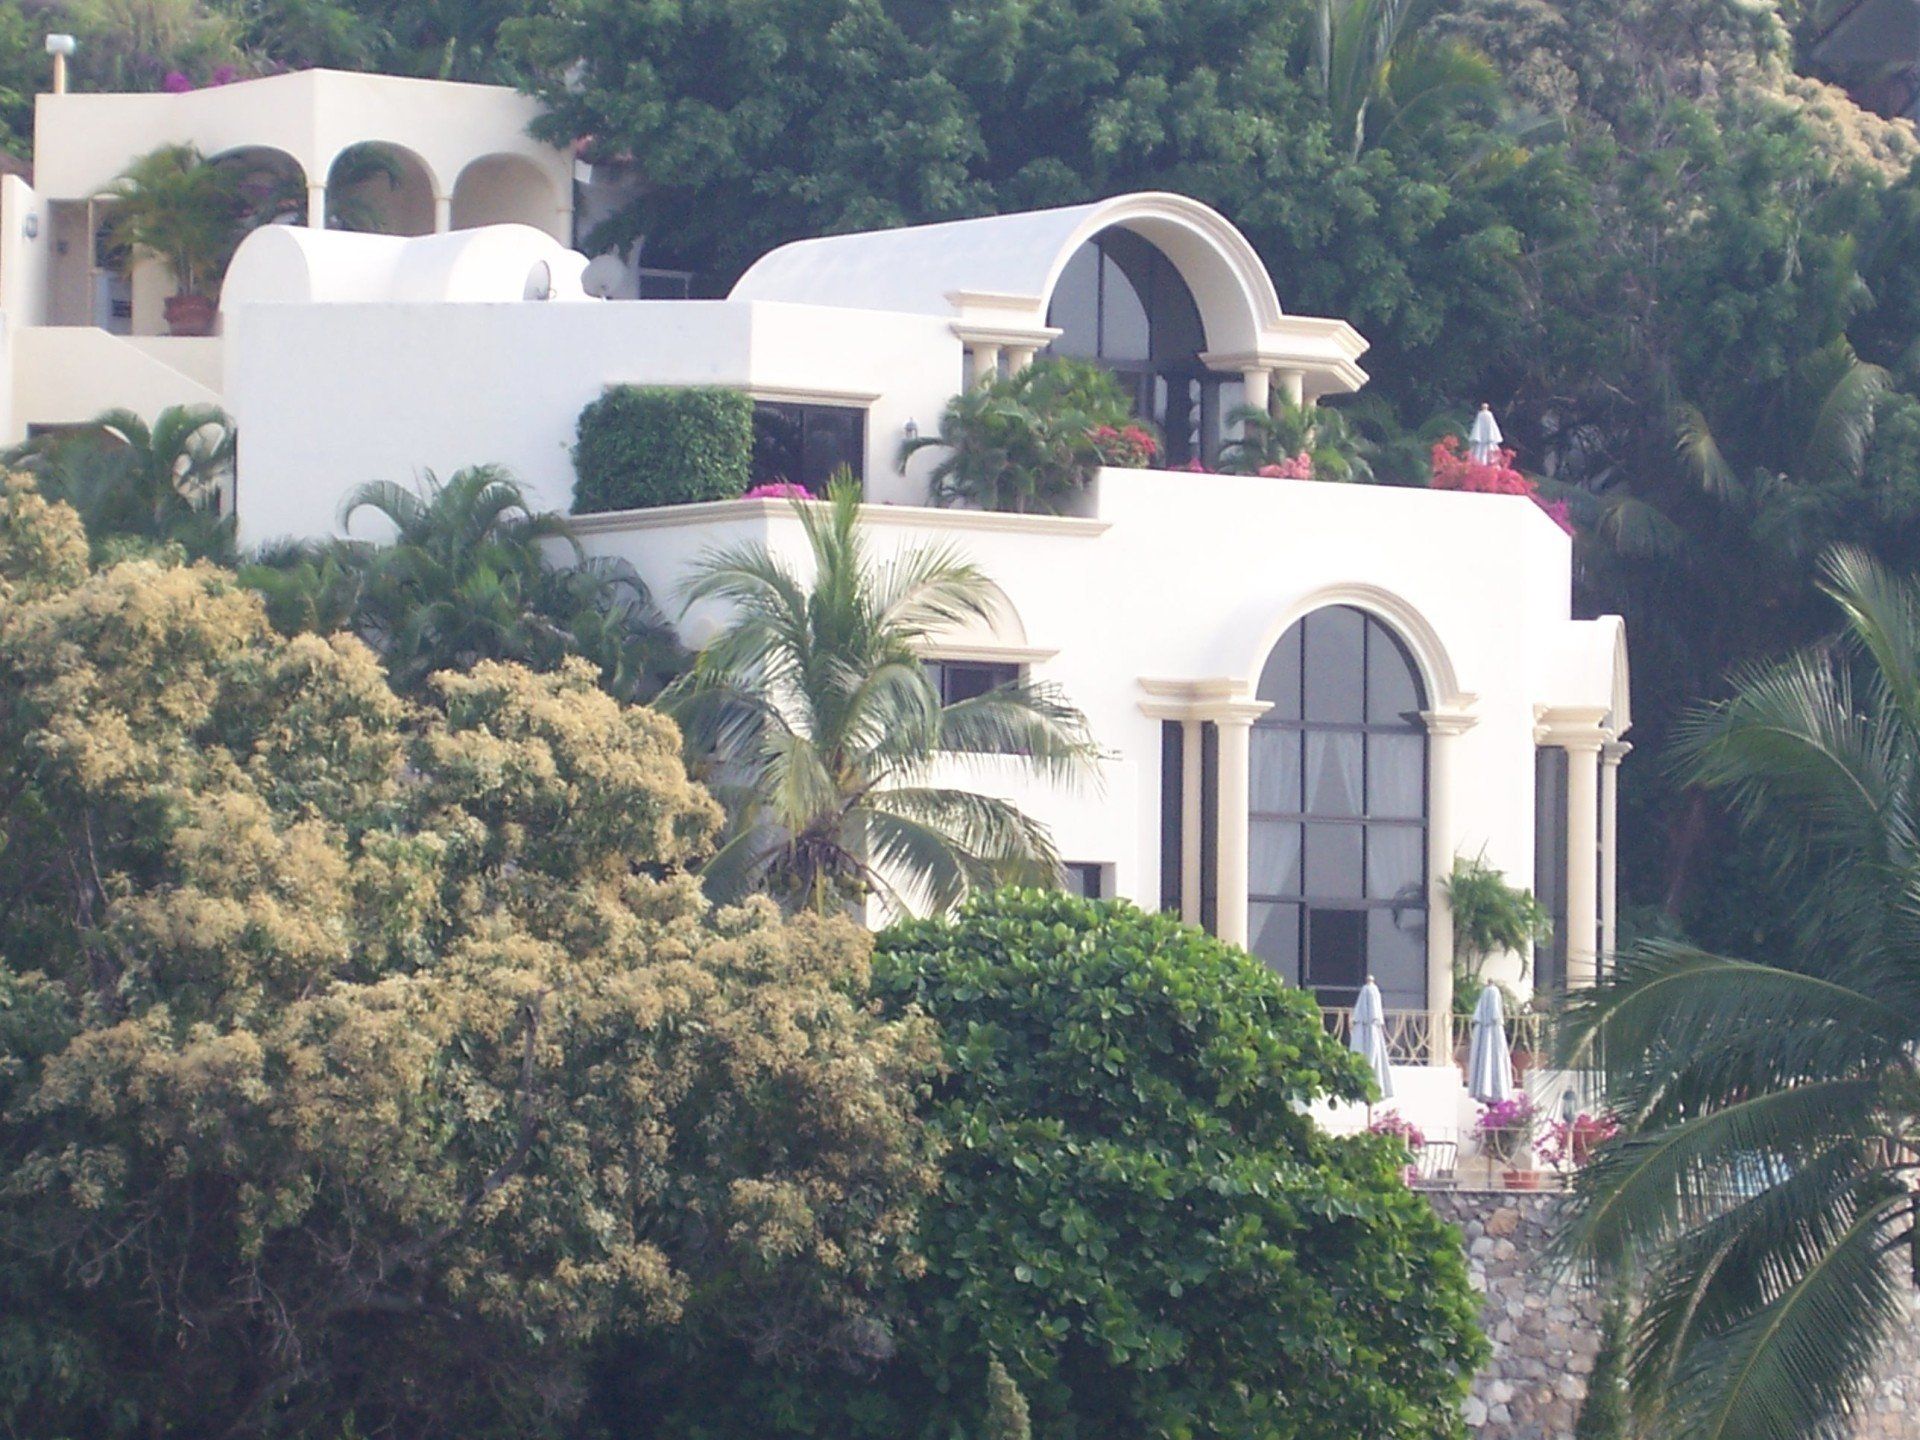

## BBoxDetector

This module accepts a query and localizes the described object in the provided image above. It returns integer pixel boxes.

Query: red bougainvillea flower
[741,481,815,501]
[1429,435,1573,534]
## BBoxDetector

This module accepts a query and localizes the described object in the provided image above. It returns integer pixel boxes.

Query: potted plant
[1539,1109,1619,1176]
[1446,853,1552,1062]
[104,144,243,337]
[1474,1094,1541,1188]
[904,358,1145,514]
[1368,1110,1426,1185]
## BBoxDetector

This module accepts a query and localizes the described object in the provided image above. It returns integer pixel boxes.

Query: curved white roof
[222,222,591,308]
[730,191,1369,393]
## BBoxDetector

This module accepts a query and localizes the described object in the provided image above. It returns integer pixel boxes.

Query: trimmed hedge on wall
[572,385,755,513]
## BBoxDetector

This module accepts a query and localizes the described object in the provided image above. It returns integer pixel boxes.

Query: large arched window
[1045,227,1235,466]
[1248,606,1429,1013]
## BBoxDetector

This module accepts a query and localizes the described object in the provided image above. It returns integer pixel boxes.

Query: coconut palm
[664,477,1102,914]
[250,464,684,699]
[1311,0,1503,159]
[1560,546,1920,1440]
[7,403,236,562]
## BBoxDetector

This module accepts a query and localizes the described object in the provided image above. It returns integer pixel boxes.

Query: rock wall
[1426,1189,1920,1440]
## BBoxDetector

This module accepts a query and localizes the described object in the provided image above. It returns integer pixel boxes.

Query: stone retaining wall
[1426,1189,1920,1439]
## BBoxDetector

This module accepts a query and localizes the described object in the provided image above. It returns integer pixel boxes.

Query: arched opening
[209,146,308,231]
[451,154,559,236]
[1044,224,1240,466]
[326,143,436,236]
[1247,605,1429,1014]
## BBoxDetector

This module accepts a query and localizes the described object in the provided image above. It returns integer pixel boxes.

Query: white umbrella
[1467,982,1515,1104]
[1350,977,1394,1101]
[1468,403,1503,464]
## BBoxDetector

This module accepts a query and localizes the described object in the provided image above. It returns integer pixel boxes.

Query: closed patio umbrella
[1350,977,1395,1101]
[1469,403,1504,464]
[1467,982,1515,1104]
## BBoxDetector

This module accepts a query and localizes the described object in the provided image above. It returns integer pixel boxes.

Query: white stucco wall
[222,297,961,544]
[0,176,52,330]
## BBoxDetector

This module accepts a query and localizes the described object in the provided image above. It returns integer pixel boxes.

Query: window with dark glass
[1062,863,1107,900]
[1534,747,1570,992]
[924,658,1022,706]
[1044,227,1230,467]
[751,403,866,492]
[1246,606,1429,1013]
[1160,721,1184,914]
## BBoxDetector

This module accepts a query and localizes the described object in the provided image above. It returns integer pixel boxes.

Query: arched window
[1045,227,1234,466]
[1247,606,1429,1013]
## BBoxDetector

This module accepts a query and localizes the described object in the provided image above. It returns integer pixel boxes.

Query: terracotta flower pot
[1502,1169,1544,1191]
[164,293,217,337]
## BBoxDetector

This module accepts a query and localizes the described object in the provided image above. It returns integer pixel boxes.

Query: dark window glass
[1160,721,1183,914]
[1247,605,1430,1011]
[1063,862,1105,900]
[1250,900,1302,985]
[751,403,867,491]
[1306,908,1367,999]
[925,658,1021,706]
[1200,721,1219,935]
[1048,243,1100,358]
[1534,747,1570,992]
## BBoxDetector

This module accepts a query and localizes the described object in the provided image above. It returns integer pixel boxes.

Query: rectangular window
[1062,862,1107,900]
[1306,907,1367,1002]
[1534,747,1570,992]
[924,658,1021,707]
[752,402,867,492]
[1200,722,1219,934]
[1160,721,1184,915]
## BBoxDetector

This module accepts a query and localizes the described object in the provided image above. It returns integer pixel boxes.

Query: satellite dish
[523,260,553,302]
[580,252,633,300]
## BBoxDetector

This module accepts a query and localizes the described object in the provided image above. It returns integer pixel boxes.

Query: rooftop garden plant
[905,357,1145,515]
[1538,1109,1618,1171]
[1429,435,1573,533]
[1474,1093,1537,1163]
[103,142,245,334]
[1446,853,1552,1012]
[1218,399,1375,482]
[572,384,754,512]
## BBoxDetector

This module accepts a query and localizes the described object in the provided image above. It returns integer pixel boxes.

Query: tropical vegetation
[614,891,1486,1440]
[244,464,686,701]
[665,478,1101,912]
[1563,548,1920,1440]
[905,358,1138,514]
[0,474,939,1438]
[1446,853,1553,1003]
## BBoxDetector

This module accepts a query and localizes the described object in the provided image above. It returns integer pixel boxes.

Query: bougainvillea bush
[1429,435,1573,534]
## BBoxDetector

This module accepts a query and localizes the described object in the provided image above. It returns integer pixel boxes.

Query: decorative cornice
[1420,707,1479,737]
[915,641,1059,666]
[745,383,882,406]
[567,496,1112,539]
[1534,703,1613,750]
[1602,740,1633,765]
[950,321,1063,350]
[1137,677,1271,724]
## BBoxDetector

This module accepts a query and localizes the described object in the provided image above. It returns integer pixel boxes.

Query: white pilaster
[1564,737,1604,989]
[1600,741,1630,971]
[1212,709,1260,948]
[306,184,327,230]
[1241,367,1272,415]
[1278,369,1306,408]
[433,194,452,233]
[1422,709,1478,1063]
[967,343,1003,388]
[1006,345,1038,374]
[1181,719,1204,927]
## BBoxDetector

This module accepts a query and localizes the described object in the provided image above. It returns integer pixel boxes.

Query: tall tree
[0,474,936,1438]
[665,481,1101,914]
[1562,547,1920,1440]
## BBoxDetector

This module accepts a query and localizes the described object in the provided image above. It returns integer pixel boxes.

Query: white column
[1240,367,1272,415]
[1277,369,1305,408]
[967,343,1003,388]
[1005,345,1037,374]
[1600,741,1630,971]
[1564,737,1604,990]
[1422,710,1476,1064]
[306,184,327,230]
[1214,711,1257,947]
[1180,719,1204,927]
[434,194,453,233]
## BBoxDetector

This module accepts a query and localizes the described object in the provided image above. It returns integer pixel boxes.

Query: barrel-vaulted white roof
[730,191,1370,396]
[222,223,590,307]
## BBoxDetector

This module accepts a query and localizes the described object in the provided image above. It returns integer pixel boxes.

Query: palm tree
[1311,0,1502,159]
[1217,399,1378,482]
[7,404,236,562]
[1561,547,1920,1440]
[249,465,683,699]
[664,478,1102,914]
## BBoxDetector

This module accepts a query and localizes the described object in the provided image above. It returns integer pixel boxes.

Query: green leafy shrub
[1447,853,1552,1007]
[905,358,1139,514]
[620,892,1485,1438]
[572,385,754,513]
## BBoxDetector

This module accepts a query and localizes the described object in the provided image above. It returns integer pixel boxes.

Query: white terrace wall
[221,299,961,545]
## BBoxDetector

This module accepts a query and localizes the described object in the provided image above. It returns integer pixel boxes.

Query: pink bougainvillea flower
[741,481,815,501]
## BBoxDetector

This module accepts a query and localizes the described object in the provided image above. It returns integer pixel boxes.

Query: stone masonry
[1426,1189,1920,1439]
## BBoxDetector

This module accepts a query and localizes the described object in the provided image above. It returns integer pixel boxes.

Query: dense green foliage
[0,476,939,1438]
[619,893,1483,1438]
[572,385,755,514]
[246,465,685,702]
[6,402,236,563]
[1562,549,1920,1440]
[666,480,1100,912]
[1446,855,1552,989]
[906,358,1137,514]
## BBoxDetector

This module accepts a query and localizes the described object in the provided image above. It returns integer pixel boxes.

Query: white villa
[0,67,1630,1139]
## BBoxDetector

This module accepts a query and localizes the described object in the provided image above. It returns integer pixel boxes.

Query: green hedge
[571,385,754,513]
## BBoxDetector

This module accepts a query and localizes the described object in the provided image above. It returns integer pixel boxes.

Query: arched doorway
[450,154,559,236]
[1044,225,1236,465]
[1247,605,1429,1013]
